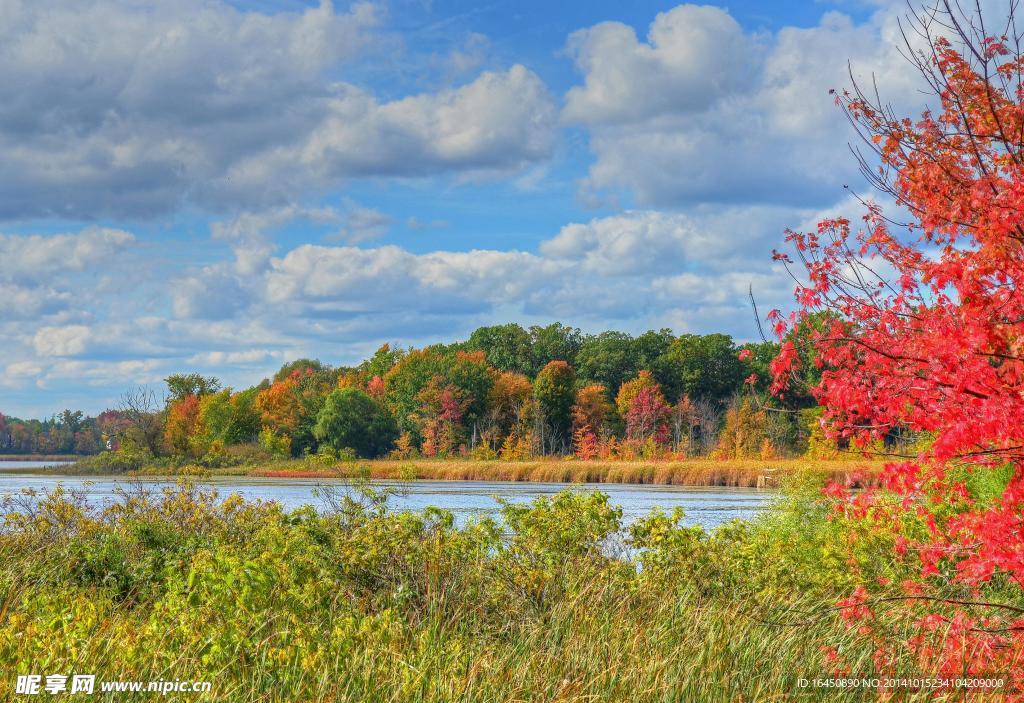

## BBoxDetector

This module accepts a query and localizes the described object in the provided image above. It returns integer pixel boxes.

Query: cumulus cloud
[171,209,793,341]
[565,5,920,208]
[0,226,137,326]
[541,211,696,275]
[563,5,752,125]
[33,325,93,357]
[0,227,135,282]
[290,65,556,181]
[264,245,559,314]
[0,0,557,219]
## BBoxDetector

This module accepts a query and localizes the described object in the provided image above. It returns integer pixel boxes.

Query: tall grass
[0,481,1000,701]
[249,457,883,488]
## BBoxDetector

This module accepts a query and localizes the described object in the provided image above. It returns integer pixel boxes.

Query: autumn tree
[362,343,404,379]
[614,370,660,417]
[616,372,670,444]
[384,348,491,448]
[255,374,304,438]
[414,378,471,457]
[571,384,612,460]
[484,370,534,449]
[713,396,771,460]
[772,0,1024,677]
[572,384,612,436]
[273,359,326,383]
[255,364,333,455]
[164,394,201,457]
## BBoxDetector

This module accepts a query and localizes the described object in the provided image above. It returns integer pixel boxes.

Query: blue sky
[1,0,915,417]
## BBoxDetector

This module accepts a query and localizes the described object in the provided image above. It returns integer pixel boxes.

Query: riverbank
[59,456,885,487]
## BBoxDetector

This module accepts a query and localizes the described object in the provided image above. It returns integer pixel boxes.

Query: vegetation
[769,1,1024,679]
[18,324,912,475]
[248,457,881,487]
[1,477,1013,702]
[0,410,116,456]
[313,389,398,459]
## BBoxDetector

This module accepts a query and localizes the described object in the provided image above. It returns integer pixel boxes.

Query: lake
[0,463,773,530]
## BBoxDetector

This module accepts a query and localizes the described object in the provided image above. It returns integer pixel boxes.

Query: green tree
[361,343,405,380]
[467,324,533,375]
[384,348,492,443]
[659,334,744,405]
[534,360,576,453]
[528,322,583,373]
[164,374,221,403]
[313,389,399,458]
[576,331,637,393]
[738,341,781,396]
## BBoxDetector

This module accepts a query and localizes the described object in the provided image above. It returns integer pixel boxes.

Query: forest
[2,321,857,469]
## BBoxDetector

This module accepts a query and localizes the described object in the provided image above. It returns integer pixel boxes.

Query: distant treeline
[8,322,837,463]
[0,410,120,456]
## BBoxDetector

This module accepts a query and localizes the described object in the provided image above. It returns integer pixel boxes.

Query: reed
[250,457,883,487]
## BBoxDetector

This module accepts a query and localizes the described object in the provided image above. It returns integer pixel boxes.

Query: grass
[252,457,885,488]
[64,455,886,487]
[0,478,1014,701]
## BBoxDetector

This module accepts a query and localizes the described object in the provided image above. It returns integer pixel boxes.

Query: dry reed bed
[251,458,883,487]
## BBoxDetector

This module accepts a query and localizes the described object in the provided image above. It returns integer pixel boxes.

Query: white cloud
[0,227,134,282]
[564,5,752,125]
[564,4,920,208]
[291,65,556,182]
[5,361,43,380]
[187,349,289,366]
[263,244,558,313]
[0,1,556,219]
[170,209,795,340]
[33,325,93,357]
[541,211,695,275]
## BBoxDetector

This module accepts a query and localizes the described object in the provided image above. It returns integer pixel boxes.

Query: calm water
[0,461,76,469]
[0,463,772,530]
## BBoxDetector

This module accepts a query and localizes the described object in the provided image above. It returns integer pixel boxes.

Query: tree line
[6,322,831,462]
[0,409,121,456]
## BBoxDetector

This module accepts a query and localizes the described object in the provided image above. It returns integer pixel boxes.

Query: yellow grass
[249,457,885,487]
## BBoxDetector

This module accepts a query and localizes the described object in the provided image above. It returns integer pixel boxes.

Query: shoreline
[30,457,884,488]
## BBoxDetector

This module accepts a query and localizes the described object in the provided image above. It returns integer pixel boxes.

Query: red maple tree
[771,1,1024,680]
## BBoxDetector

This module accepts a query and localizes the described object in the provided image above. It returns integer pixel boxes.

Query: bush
[68,445,155,474]
[0,480,937,702]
